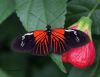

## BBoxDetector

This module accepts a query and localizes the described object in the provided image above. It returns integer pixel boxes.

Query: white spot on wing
[21,32,33,47]
[65,29,80,42]
[65,29,75,32]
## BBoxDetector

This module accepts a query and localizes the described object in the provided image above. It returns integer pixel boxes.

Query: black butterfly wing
[64,29,90,48]
[12,30,50,56]
[12,32,35,51]
[50,28,90,54]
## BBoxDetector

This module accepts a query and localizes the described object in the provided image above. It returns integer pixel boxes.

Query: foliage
[0,0,100,77]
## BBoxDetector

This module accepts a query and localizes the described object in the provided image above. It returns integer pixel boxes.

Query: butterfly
[12,25,90,56]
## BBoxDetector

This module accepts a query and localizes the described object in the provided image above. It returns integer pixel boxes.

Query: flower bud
[61,16,96,68]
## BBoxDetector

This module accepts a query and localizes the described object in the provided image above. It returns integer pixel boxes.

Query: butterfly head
[46,25,51,31]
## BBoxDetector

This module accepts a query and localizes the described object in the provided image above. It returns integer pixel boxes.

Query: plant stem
[88,3,99,18]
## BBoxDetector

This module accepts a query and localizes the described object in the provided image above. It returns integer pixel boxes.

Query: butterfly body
[46,25,51,38]
[12,25,90,56]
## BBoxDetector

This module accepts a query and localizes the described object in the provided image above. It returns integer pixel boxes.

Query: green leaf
[50,54,67,73]
[15,0,67,32]
[0,0,15,24]
[0,69,10,77]
[68,62,99,77]
[66,0,100,35]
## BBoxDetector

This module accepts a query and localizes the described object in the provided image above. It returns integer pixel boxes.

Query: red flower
[62,41,96,68]
[61,17,96,68]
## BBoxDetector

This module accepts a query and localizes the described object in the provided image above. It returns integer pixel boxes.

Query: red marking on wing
[52,28,65,41]
[33,30,49,55]
[51,28,66,54]
[52,28,64,34]
[33,30,44,37]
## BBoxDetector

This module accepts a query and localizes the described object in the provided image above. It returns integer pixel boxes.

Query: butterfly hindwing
[32,30,49,55]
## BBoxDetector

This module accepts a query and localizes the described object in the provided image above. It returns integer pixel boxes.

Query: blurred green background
[0,0,100,77]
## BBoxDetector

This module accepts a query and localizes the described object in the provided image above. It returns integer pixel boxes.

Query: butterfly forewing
[64,29,89,48]
[12,32,35,51]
